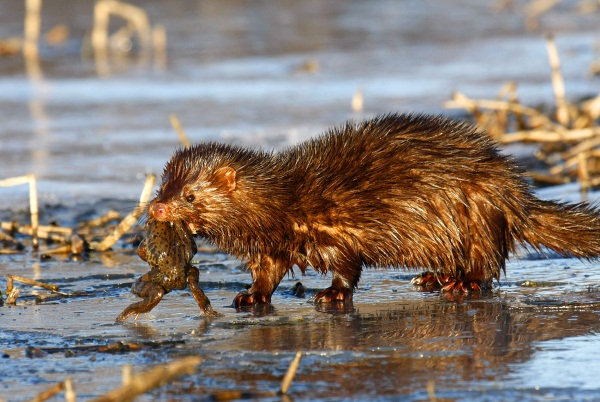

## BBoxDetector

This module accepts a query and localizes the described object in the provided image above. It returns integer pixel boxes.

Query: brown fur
[148,114,600,305]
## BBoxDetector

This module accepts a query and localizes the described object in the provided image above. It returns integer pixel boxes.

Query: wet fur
[150,114,600,300]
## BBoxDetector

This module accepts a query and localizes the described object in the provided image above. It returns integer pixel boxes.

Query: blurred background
[0,0,598,206]
[2,3,600,400]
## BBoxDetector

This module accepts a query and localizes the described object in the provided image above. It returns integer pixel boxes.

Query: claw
[313,287,353,303]
[233,291,271,309]
[412,271,484,294]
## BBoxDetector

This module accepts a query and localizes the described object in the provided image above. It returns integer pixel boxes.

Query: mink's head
[148,143,241,235]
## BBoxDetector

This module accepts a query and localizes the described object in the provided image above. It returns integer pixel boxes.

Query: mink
[147,113,600,306]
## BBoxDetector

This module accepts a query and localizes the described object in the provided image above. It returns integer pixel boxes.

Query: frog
[116,219,217,322]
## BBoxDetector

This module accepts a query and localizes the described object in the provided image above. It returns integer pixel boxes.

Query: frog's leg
[187,266,218,316]
[115,275,165,322]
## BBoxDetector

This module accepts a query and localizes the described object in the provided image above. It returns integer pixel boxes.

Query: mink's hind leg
[233,255,290,308]
[116,275,165,322]
[187,266,218,316]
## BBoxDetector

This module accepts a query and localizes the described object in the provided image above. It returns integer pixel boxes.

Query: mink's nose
[149,202,169,221]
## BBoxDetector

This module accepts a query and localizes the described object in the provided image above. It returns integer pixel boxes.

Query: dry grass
[495,0,600,30]
[31,352,303,401]
[0,175,155,306]
[445,35,600,193]
[0,174,154,255]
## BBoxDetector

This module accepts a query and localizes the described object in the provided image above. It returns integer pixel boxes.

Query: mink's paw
[411,271,484,293]
[440,279,482,293]
[233,291,272,309]
[411,271,453,289]
[313,287,353,303]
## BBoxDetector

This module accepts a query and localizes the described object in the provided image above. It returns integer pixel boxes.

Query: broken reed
[0,173,155,257]
[0,174,39,248]
[0,108,194,256]
[32,352,302,402]
[445,35,600,193]
[493,0,600,31]
[0,108,193,260]
[0,108,191,256]
[0,173,155,304]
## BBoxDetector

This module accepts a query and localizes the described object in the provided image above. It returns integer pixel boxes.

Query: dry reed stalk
[122,365,133,386]
[169,113,191,148]
[549,154,581,175]
[0,250,23,255]
[209,352,302,400]
[589,175,600,187]
[93,174,156,252]
[81,210,122,228]
[5,287,20,304]
[0,174,39,248]
[525,0,562,17]
[445,34,600,191]
[444,92,557,129]
[561,135,600,161]
[527,172,570,184]
[38,244,73,255]
[31,381,66,402]
[152,24,167,70]
[44,24,69,46]
[23,0,41,59]
[351,88,364,112]
[524,0,562,30]
[427,378,438,402]
[18,224,73,243]
[11,226,83,254]
[7,275,59,293]
[578,151,591,193]
[546,35,570,127]
[280,351,302,394]
[0,230,17,243]
[498,127,599,143]
[91,356,202,402]
[0,221,17,231]
[64,378,76,402]
[582,94,600,119]
[92,0,152,55]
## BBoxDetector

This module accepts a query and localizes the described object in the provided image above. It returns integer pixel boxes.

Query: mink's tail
[519,199,600,259]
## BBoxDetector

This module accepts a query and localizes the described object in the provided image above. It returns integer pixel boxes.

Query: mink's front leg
[313,256,362,303]
[233,254,290,308]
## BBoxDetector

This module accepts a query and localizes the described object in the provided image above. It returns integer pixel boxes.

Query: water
[1,0,600,400]
[1,0,598,205]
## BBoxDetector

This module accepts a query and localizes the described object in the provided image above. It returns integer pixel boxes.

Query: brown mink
[147,113,600,307]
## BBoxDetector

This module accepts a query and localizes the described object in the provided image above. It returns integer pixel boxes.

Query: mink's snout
[149,202,170,221]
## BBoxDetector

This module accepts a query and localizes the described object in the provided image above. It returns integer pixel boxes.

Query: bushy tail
[520,199,600,259]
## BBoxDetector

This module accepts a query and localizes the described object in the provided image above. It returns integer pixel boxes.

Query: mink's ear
[215,166,237,192]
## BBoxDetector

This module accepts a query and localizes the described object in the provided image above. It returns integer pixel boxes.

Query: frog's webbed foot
[115,280,165,323]
[187,266,219,317]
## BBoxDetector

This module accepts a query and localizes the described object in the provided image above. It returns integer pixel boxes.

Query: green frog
[116,219,217,322]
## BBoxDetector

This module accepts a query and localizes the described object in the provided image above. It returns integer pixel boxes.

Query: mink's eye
[186,194,195,203]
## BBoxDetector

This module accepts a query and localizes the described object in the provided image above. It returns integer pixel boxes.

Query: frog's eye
[186,194,195,203]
